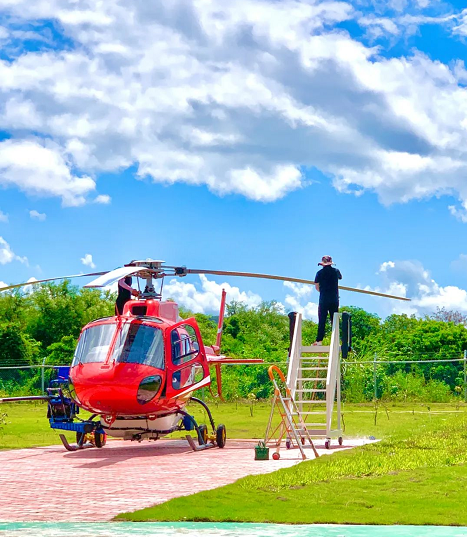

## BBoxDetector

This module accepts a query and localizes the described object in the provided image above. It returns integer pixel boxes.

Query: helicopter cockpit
[71,321,165,370]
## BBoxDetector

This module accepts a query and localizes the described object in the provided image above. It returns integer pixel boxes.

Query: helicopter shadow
[63,439,195,469]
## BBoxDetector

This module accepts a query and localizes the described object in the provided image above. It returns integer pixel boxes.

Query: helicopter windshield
[113,323,165,369]
[72,324,116,365]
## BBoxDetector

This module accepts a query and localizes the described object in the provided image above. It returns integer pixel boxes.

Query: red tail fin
[215,289,227,353]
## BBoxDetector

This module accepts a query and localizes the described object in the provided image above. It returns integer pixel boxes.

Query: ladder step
[300,357,329,362]
[300,367,328,371]
[292,411,326,415]
[297,377,324,381]
[307,429,327,435]
[296,389,326,393]
[303,422,326,426]
[295,400,326,404]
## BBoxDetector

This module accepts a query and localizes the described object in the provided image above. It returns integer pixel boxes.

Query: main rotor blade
[0,272,108,292]
[84,267,159,288]
[184,269,411,301]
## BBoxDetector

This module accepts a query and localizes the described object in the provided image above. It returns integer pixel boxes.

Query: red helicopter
[0,259,409,452]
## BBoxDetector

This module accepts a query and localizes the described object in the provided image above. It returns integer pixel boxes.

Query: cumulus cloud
[0,139,100,206]
[29,209,46,221]
[1,0,467,212]
[80,253,96,269]
[94,194,111,204]
[370,259,467,317]
[0,236,27,265]
[0,210,8,223]
[283,281,319,320]
[22,276,39,294]
[164,274,262,314]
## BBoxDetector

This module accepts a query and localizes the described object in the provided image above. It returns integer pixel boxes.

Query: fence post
[464,350,467,404]
[41,357,46,394]
[373,353,378,401]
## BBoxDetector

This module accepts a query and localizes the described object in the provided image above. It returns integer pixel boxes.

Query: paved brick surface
[0,437,370,522]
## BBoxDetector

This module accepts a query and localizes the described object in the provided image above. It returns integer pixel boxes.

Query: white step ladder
[287,312,343,448]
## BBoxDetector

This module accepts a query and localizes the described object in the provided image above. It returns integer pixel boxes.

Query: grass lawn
[115,402,467,525]
[1,398,461,448]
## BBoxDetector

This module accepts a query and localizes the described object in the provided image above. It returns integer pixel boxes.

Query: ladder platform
[301,346,331,353]
[297,377,324,381]
[296,388,326,393]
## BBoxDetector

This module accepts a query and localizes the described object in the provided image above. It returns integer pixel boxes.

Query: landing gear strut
[183,397,227,451]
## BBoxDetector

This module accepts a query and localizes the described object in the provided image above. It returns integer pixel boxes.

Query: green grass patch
[2,399,462,450]
[0,402,76,449]
[116,408,467,525]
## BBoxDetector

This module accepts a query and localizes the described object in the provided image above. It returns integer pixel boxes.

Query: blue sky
[2,0,467,320]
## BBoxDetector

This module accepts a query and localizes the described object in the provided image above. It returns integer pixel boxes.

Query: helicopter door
[167,320,209,398]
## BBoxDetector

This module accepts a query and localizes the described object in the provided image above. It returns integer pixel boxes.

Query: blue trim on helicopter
[49,419,104,434]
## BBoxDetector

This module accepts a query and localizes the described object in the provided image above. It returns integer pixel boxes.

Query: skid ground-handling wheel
[324,439,331,449]
[338,436,343,446]
[198,424,208,445]
[76,431,106,448]
[94,431,107,448]
[216,424,226,448]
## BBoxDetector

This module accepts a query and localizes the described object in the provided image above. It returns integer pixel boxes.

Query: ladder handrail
[286,313,302,400]
[326,312,341,431]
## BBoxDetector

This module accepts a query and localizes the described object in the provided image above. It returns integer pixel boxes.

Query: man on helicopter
[115,276,140,315]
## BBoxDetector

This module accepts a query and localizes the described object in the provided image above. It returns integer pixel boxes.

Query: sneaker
[313,341,323,346]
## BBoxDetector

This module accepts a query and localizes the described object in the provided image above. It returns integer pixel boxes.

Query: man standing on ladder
[313,255,342,346]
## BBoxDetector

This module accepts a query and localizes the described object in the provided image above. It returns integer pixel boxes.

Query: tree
[431,307,467,326]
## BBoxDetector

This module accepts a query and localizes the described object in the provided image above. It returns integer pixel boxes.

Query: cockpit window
[72,324,116,365]
[113,323,165,369]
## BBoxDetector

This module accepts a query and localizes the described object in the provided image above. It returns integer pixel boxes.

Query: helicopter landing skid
[59,434,94,452]
[185,434,216,452]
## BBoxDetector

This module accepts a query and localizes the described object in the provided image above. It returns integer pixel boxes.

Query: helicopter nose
[70,363,164,414]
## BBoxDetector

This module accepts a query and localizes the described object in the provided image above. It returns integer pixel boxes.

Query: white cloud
[0,0,467,212]
[22,276,38,294]
[283,281,319,321]
[164,274,262,314]
[448,203,467,223]
[370,259,467,317]
[0,210,8,223]
[80,253,96,269]
[0,280,7,291]
[0,139,99,207]
[94,194,111,204]
[29,209,46,221]
[0,236,27,265]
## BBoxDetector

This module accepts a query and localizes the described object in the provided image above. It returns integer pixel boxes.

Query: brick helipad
[0,438,369,522]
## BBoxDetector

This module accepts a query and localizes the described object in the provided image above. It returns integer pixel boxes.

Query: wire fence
[1,351,467,403]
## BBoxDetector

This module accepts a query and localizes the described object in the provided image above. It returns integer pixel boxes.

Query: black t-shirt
[315,266,342,304]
